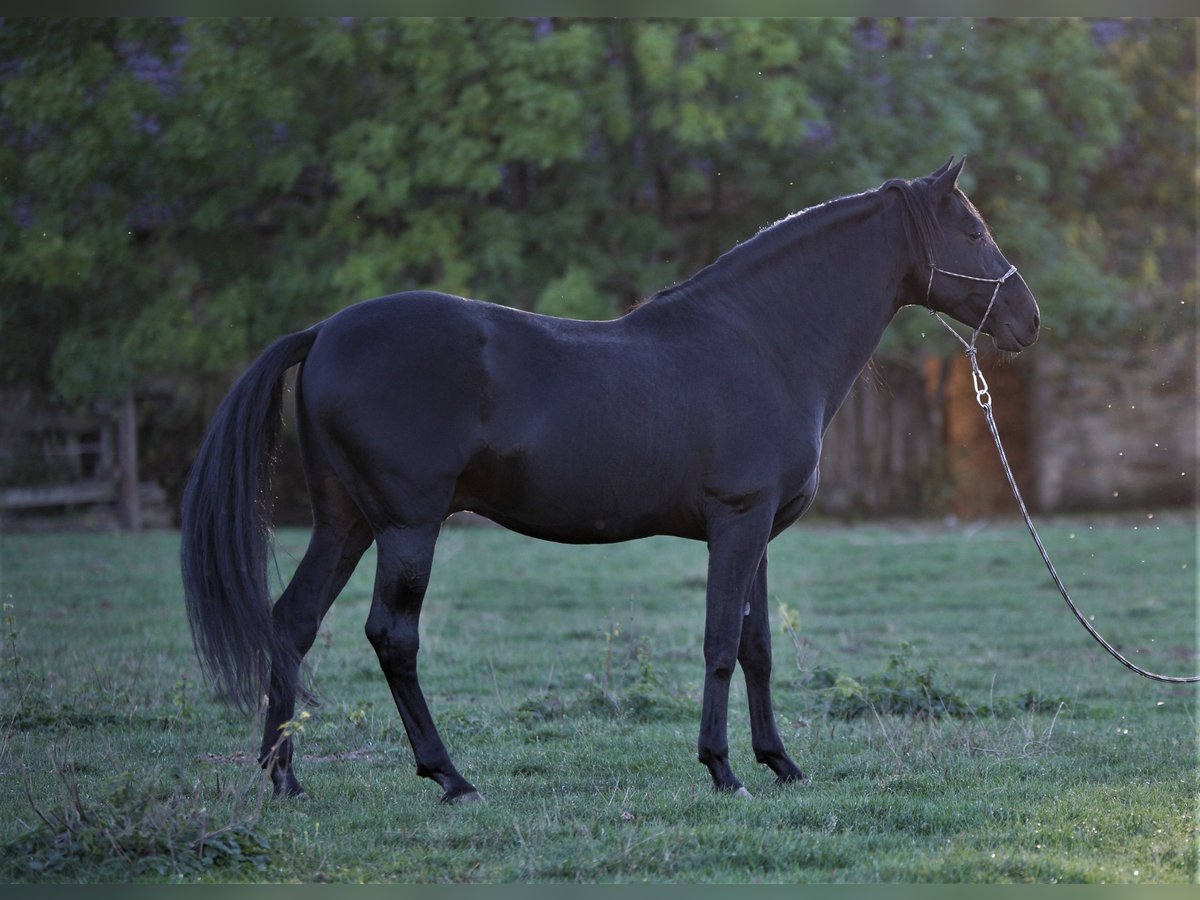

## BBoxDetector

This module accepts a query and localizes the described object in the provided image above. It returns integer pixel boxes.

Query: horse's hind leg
[258,490,373,797]
[367,522,480,804]
[738,556,805,785]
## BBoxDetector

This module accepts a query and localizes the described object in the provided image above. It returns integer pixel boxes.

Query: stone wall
[1028,337,1198,512]
[816,336,1197,519]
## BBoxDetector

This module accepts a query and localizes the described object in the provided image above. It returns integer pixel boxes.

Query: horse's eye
[968,230,984,243]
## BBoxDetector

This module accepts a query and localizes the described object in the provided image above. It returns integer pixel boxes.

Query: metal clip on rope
[928,263,1200,685]
[968,352,991,409]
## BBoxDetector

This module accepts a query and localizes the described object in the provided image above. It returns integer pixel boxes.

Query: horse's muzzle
[996,278,1040,351]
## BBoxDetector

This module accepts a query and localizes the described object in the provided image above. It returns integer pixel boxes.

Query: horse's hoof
[712,781,753,798]
[442,788,485,805]
[774,770,807,786]
[270,773,308,799]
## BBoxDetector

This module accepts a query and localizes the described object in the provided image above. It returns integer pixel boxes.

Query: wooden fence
[816,353,1034,520]
[0,394,161,531]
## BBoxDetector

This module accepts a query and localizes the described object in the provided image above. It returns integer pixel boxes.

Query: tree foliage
[0,18,1193,406]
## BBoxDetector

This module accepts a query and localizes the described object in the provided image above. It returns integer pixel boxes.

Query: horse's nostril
[1033,313,1041,330]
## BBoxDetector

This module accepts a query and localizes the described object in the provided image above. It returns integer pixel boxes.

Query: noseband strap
[926,263,1018,354]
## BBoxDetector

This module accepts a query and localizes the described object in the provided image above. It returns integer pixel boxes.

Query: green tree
[0,20,178,402]
[0,17,1191,414]
[1083,19,1196,347]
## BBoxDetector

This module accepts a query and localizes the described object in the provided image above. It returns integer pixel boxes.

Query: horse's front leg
[738,554,805,784]
[697,510,771,796]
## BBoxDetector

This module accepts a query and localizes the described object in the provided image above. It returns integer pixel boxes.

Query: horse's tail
[180,327,319,713]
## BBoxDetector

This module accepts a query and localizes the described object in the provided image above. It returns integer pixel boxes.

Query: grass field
[0,515,1196,883]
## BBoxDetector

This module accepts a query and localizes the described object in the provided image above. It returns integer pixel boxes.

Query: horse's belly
[452,446,705,544]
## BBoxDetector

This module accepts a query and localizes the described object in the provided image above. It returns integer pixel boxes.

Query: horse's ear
[929,157,955,179]
[931,156,966,196]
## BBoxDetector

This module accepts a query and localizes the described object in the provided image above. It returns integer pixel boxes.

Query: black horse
[181,158,1039,803]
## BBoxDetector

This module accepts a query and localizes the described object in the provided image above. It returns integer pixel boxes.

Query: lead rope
[928,265,1200,684]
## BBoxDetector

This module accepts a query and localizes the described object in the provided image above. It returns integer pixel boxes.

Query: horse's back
[294,292,703,536]
[301,290,625,412]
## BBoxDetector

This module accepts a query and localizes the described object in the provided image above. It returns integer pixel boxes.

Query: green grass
[0,516,1196,882]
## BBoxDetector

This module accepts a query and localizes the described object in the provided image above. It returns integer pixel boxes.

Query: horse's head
[918,158,1040,352]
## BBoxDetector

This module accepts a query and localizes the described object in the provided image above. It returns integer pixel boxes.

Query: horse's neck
[704,201,908,426]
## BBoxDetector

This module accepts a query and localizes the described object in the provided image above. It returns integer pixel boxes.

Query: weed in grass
[3,600,23,683]
[515,694,567,727]
[1,650,277,882]
[800,640,1073,726]
[1,601,41,728]
[4,746,273,881]
[623,647,683,723]
[518,626,692,729]
[490,616,683,734]
[809,642,977,721]
[777,601,812,674]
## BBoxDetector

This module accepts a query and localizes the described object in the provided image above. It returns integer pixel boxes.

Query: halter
[925,262,1019,354]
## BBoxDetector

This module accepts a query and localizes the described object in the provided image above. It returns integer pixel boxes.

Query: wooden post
[116,391,140,531]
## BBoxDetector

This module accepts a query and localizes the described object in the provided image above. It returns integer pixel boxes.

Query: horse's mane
[879,177,942,268]
[629,176,941,312]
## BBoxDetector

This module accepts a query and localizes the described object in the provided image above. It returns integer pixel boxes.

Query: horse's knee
[368,528,440,676]
[365,599,422,678]
[366,613,418,661]
[738,645,773,685]
[705,655,737,684]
